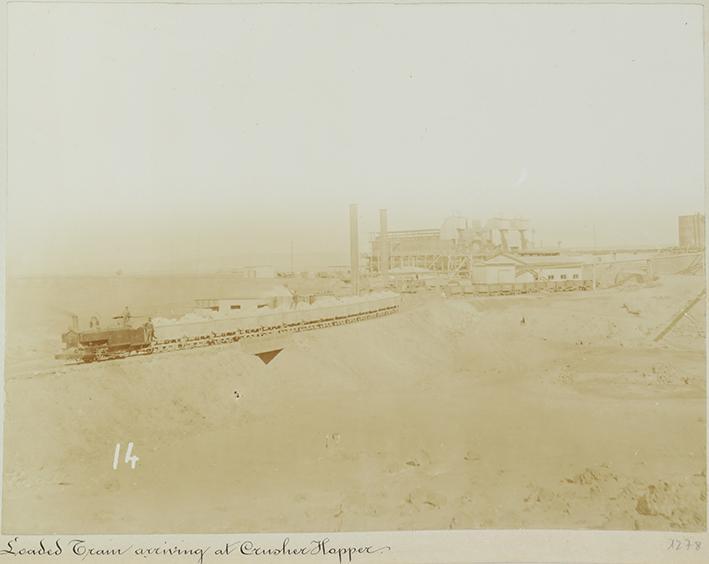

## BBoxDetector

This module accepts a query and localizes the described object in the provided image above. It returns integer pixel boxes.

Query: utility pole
[350,204,360,295]
[379,209,389,274]
[592,263,596,292]
[593,223,597,251]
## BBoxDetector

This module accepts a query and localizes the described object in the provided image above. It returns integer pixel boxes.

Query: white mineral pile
[151,291,400,341]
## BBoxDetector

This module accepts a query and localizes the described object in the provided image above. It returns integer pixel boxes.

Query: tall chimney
[379,208,389,274]
[519,230,528,251]
[499,229,509,252]
[350,204,360,295]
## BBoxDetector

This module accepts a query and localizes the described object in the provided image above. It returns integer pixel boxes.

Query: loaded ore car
[56,292,401,364]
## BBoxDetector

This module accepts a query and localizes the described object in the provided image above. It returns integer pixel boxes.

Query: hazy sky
[7,3,705,275]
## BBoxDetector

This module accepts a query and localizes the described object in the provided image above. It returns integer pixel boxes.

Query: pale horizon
[6,3,705,276]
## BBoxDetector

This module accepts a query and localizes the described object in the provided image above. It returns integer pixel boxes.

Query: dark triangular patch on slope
[255,349,283,364]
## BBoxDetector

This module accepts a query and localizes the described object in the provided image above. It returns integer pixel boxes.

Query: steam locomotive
[56,310,155,363]
[56,293,402,364]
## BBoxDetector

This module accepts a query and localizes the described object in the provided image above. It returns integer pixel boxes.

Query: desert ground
[2,272,706,533]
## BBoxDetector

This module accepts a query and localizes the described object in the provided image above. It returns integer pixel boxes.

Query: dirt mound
[564,466,619,486]
[522,465,706,531]
[635,478,707,529]
[3,274,705,533]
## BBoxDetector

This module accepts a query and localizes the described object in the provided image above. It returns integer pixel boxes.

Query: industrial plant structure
[369,210,531,275]
[361,209,705,296]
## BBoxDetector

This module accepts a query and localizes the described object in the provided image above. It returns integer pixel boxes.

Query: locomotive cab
[56,310,155,363]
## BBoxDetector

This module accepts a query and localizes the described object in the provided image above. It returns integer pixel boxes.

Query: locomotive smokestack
[350,204,360,295]
[379,208,389,274]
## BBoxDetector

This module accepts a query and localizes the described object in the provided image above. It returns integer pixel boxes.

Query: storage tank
[678,214,705,249]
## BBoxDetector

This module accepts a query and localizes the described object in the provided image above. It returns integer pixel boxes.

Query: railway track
[59,304,399,364]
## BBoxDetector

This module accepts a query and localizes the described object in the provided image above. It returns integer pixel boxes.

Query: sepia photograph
[1,0,706,557]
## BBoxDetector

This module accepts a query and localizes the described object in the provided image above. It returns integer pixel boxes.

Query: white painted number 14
[113,442,139,470]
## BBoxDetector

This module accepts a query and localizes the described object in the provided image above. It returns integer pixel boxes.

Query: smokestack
[500,229,509,252]
[379,208,389,274]
[519,230,528,251]
[350,204,360,295]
